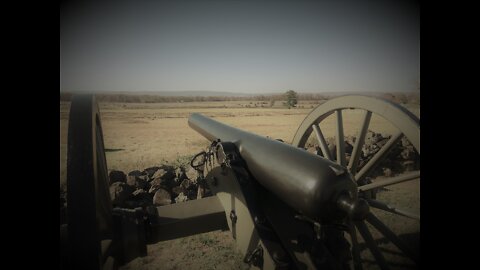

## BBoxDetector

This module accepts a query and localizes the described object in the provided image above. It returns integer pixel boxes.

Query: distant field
[59,98,420,270]
[60,100,326,186]
[60,99,419,185]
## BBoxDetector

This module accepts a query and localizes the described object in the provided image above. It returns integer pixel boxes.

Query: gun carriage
[60,94,420,270]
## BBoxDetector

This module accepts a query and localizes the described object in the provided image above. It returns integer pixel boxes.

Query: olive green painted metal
[149,196,229,242]
[335,110,346,166]
[204,165,277,269]
[189,113,358,221]
[312,124,332,160]
[347,111,371,173]
[357,170,420,192]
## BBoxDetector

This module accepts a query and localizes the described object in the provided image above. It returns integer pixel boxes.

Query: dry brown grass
[59,99,420,270]
[60,100,319,186]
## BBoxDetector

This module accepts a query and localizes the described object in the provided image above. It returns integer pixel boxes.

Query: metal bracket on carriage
[112,207,148,265]
[209,139,291,266]
[213,140,250,183]
[244,245,264,267]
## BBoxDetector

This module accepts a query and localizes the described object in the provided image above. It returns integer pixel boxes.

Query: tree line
[59,91,419,105]
[59,92,330,103]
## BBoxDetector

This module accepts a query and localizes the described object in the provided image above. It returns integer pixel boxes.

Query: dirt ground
[60,99,420,269]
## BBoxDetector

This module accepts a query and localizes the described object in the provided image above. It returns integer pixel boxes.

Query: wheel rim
[292,95,420,269]
[66,94,114,270]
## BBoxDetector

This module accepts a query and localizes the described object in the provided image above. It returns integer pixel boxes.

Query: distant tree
[285,90,298,108]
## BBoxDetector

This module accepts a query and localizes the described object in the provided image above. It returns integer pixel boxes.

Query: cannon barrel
[188,113,358,220]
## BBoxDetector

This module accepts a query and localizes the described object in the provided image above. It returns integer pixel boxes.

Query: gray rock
[375,137,389,148]
[402,160,415,171]
[346,136,356,145]
[365,131,382,145]
[401,146,416,160]
[137,175,149,181]
[128,170,143,177]
[148,184,161,194]
[109,170,127,185]
[132,189,146,196]
[175,167,186,180]
[152,168,167,179]
[364,131,375,144]
[153,189,172,206]
[127,175,150,190]
[144,166,161,179]
[382,167,393,177]
[172,186,185,196]
[126,175,137,186]
[363,144,380,158]
[197,186,205,199]
[150,176,161,186]
[150,176,176,190]
[136,177,150,190]
[401,136,412,148]
[125,191,152,208]
[180,179,193,190]
[172,177,183,186]
[175,192,188,203]
[185,166,198,182]
[344,141,353,155]
[110,182,134,206]
[151,166,176,181]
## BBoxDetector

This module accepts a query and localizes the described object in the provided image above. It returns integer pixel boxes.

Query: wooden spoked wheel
[292,95,420,270]
[65,94,115,270]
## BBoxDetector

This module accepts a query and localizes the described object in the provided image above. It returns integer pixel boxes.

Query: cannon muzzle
[188,113,358,220]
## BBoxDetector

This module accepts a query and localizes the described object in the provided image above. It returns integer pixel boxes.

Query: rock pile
[61,131,419,213]
[308,130,419,178]
[108,165,212,209]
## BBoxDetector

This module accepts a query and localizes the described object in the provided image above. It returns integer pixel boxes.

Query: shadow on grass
[105,148,125,152]
[356,231,420,267]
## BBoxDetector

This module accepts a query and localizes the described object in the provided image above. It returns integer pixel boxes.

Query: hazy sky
[60,0,419,94]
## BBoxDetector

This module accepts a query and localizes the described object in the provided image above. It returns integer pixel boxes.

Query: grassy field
[60,98,420,269]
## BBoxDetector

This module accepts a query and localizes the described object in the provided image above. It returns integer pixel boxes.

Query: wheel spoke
[365,213,419,263]
[354,131,403,182]
[348,220,363,270]
[312,124,333,160]
[355,220,390,270]
[348,111,372,173]
[358,171,420,191]
[335,110,346,166]
[366,199,420,220]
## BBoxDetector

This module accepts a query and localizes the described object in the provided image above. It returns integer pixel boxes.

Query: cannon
[60,94,420,270]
